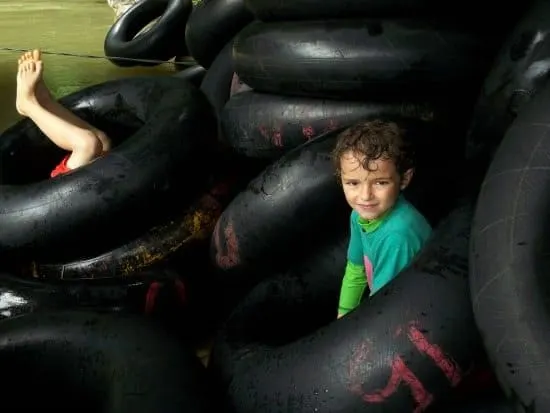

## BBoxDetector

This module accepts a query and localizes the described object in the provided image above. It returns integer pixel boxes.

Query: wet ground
[0,0,181,132]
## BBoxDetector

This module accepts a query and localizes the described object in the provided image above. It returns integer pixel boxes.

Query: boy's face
[339,151,413,221]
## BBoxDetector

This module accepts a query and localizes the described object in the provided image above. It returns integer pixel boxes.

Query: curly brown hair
[332,119,415,177]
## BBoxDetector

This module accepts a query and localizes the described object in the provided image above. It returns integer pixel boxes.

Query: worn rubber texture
[470,77,550,413]
[233,19,500,100]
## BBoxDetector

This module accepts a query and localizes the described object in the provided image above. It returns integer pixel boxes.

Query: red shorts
[50,154,71,178]
[50,152,108,178]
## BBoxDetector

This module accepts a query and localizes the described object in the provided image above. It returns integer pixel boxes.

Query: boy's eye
[346,182,358,186]
[376,181,389,185]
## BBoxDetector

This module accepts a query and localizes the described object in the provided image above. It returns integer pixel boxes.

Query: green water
[0,0,183,132]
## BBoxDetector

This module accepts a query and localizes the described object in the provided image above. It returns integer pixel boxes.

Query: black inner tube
[464,0,550,164]
[244,0,529,25]
[173,64,207,86]
[104,0,192,67]
[209,195,490,413]
[0,310,213,413]
[220,90,444,159]
[199,38,236,119]
[185,0,254,68]
[0,76,215,262]
[470,79,550,412]
[232,19,501,100]
[0,269,185,321]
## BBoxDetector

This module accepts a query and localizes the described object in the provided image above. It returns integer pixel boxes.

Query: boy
[15,49,111,177]
[333,120,432,318]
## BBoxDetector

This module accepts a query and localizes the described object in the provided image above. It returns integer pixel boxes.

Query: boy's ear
[400,168,414,190]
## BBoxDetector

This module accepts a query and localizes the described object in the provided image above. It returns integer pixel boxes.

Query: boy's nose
[359,185,372,201]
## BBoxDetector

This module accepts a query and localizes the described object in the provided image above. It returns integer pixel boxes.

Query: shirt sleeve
[338,260,367,316]
[372,232,418,293]
[347,211,363,265]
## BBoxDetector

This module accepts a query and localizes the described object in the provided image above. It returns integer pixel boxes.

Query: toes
[19,50,42,68]
[19,61,38,75]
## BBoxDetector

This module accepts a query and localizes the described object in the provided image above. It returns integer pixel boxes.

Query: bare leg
[16,52,109,169]
[18,50,112,153]
[16,59,102,168]
[22,50,112,153]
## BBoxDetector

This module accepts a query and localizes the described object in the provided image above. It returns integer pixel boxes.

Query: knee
[95,130,112,152]
[74,131,103,159]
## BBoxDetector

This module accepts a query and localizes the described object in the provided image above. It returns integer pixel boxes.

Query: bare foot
[18,49,51,103]
[32,50,52,103]
[16,59,43,116]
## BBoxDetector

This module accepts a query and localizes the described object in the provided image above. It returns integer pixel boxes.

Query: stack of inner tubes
[0,74,251,351]
[182,0,529,412]
[0,72,241,412]
[214,1,524,161]
[1,0,545,410]
[208,196,511,412]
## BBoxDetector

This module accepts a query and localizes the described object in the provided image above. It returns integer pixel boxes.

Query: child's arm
[338,261,367,317]
[372,233,418,294]
[337,212,366,318]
